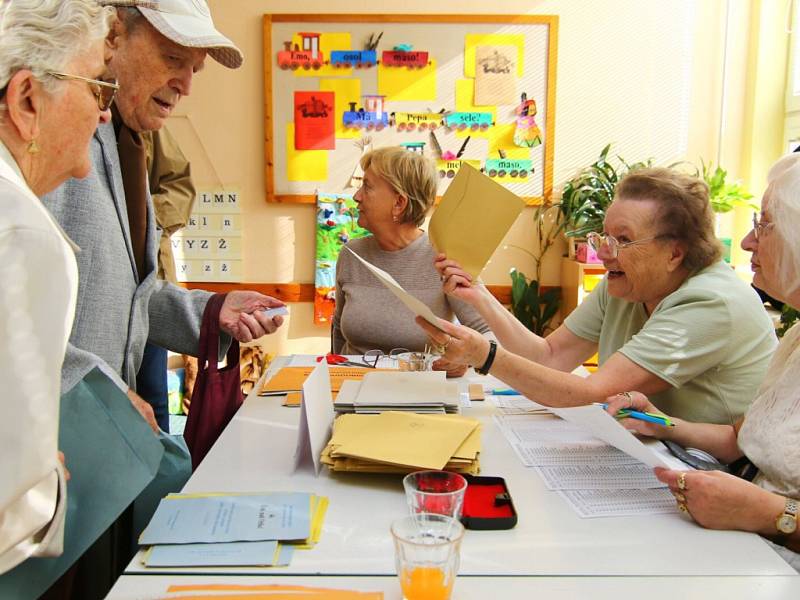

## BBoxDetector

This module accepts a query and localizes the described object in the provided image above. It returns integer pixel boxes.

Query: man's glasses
[587,231,666,259]
[752,213,774,241]
[46,71,119,112]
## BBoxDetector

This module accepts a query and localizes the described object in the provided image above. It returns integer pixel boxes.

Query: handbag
[183,292,243,470]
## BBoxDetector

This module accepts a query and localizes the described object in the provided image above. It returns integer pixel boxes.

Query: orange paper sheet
[261,366,393,397]
[166,583,382,599]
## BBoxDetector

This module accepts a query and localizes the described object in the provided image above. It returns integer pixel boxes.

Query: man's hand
[219,291,285,342]
[127,388,159,433]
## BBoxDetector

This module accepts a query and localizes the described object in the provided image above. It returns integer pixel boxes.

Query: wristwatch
[775,497,798,535]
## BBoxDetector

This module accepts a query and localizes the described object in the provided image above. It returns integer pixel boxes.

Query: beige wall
[168,0,774,355]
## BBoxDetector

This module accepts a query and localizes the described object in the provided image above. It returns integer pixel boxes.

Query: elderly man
[44,0,282,428]
[18,2,283,597]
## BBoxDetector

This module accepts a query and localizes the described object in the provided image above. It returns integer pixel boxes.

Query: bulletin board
[263,14,558,205]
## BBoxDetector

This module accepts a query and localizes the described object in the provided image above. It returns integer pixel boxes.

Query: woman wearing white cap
[0,0,117,576]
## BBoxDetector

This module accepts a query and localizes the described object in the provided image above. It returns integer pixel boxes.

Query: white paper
[345,247,443,330]
[558,488,678,519]
[489,395,551,415]
[293,361,335,475]
[355,371,448,406]
[535,464,665,490]
[549,405,671,468]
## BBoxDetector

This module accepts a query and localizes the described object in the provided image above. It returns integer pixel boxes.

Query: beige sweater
[332,233,491,355]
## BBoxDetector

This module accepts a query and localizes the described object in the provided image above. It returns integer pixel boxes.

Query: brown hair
[615,167,721,273]
[360,146,437,227]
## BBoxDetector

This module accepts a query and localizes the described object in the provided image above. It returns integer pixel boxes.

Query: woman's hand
[434,254,484,306]
[605,391,672,439]
[431,357,468,378]
[655,468,781,533]
[416,316,490,368]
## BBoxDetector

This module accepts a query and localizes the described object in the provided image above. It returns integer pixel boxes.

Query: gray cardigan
[43,122,211,393]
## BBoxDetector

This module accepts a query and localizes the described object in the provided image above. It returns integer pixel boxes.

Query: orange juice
[400,566,453,600]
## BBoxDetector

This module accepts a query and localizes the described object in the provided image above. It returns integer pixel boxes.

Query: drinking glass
[391,513,464,600]
[403,470,467,519]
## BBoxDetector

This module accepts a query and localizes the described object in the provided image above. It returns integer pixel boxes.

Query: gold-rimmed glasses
[752,213,774,241]
[587,231,667,259]
[46,71,119,111]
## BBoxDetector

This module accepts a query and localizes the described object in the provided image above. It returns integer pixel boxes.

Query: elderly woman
[419,167,775,423]
[0,0,116,573]
[333,146,491,377]
[604,154,800,570]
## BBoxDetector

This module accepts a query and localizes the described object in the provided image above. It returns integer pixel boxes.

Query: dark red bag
[183,293,243,470]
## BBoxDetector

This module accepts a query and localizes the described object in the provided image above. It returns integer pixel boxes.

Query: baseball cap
[104,0,243,69]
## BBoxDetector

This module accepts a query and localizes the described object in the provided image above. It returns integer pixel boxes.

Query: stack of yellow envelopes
[320,411,481,474]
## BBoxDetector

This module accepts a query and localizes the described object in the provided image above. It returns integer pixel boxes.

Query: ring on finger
[675,492,686,503]
[677,502,689,514]
[677,472,687,491]
[442,335,452,350]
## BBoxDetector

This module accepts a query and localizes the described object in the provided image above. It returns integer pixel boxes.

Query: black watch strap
[476,340,497,375]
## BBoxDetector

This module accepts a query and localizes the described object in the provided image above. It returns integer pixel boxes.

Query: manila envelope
[332,411,479,470]
[428,163,525,279]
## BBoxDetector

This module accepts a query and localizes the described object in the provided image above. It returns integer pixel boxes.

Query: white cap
[105,0,243,69]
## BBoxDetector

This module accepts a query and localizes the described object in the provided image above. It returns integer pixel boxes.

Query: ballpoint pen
[597,403,675,427]
[491,388,521,396]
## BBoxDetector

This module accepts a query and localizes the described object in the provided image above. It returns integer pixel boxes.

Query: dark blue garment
[136,343,169,432]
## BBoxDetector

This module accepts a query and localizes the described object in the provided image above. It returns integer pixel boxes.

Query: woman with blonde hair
[0,0,116,574]
[333,146,491,376]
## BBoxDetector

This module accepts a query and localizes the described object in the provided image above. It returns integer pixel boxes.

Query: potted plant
[700,160,757,262]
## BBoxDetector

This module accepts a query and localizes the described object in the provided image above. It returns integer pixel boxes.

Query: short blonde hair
[360,146,437,227]
[615,167,722,273]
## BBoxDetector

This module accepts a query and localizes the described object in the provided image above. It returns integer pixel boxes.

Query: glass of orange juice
[391,513,464,600]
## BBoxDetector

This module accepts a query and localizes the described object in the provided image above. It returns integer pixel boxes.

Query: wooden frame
[263,13,558,205]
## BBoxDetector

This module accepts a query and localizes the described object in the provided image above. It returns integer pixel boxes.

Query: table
[119,358,797,594]
[108,574,800,599]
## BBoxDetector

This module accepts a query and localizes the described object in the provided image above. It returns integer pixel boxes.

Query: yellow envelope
[332,411,479,470]
[428,163,525,279]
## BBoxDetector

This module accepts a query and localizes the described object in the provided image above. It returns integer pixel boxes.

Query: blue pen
[597,403,675,427]
[491,388,521,396]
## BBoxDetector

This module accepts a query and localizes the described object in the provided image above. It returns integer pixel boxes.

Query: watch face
[777,514,797,534]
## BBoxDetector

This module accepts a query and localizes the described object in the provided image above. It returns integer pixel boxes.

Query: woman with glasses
[603,154,800,570]
[419,167,775,423]
[332,146,492,377]
[0,0,115,573]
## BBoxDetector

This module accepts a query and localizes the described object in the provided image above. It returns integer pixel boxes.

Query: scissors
[316,353,374,368]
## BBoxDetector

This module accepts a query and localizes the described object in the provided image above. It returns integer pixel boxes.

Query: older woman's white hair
[765,153,800,296]
[0,0,114,99]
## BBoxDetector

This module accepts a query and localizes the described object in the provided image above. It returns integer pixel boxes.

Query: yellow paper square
[464,33,524,78]
[320,78,362,139]
[487,123,518,154]
[286,123,328,181]
[454,79,496,139]
[378,59,437,101]
[292,32,353,78]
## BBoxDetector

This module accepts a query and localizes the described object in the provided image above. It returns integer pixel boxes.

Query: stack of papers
[138,492,328,568]
[495,406,689,518]
[334,371,460,414]
[259,366,393,406]
[321,411,481,474]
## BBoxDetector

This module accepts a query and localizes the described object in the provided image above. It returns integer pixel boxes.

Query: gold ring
[675,492,686,503]
[677,502,688,514]
[442,335,452,350]
[677,472,687,491]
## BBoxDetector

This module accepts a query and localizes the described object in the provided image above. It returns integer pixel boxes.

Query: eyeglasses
[751,213,774,241]
[363,348,411,368]
[46,71,119,111]
[587,231,667,259]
